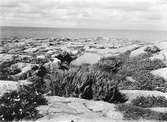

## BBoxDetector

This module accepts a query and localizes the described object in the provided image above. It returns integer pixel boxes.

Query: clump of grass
[132,95,167,108]
[46,62,127,103]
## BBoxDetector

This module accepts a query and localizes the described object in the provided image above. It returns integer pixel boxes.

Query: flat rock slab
[71,53,101,65]
[36,96,123,122]
[155,41,167,50]
[151,68,167,81]
[0,80,18,96]
[0,80,31,97]
[149,107,167,113]
[130,45,148,57]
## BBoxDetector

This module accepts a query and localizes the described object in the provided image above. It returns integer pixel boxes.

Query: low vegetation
[144,46,161,54]
[0,47,167,121]
[118,53,166,91]
[116,103,167,121]
[46,66,127,103]
[132,95,167,108]
[116,95,167,121]
[0,66,48,121]
[44,50,167,103]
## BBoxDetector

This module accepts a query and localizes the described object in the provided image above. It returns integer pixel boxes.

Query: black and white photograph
[0,0,167,121]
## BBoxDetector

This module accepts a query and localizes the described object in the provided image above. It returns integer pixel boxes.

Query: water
[1,26,167,42]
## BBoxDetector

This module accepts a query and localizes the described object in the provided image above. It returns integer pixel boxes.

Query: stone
[151,68,167,80]
[37,55,46,60]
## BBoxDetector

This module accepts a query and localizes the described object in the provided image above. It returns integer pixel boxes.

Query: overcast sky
[1,0,167,30]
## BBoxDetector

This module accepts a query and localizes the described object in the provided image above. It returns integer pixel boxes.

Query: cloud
[0,0,167,30]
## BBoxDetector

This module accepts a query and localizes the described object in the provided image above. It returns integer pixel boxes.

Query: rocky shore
[0,37,167,122]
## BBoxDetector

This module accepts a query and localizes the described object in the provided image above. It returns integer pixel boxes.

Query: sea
[1,26,167,43]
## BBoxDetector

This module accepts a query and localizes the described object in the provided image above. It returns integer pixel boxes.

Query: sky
[0,0,167,30]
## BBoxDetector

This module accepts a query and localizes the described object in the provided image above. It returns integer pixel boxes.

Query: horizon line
[1,25,167,32]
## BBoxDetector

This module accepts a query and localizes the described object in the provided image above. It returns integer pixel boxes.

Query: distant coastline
[1,26,167,42]
[1,25,167,32]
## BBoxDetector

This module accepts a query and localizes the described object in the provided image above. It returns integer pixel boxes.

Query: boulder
[151,68,167,81]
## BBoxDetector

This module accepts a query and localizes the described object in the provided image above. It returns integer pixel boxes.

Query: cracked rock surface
[36,96,123,122]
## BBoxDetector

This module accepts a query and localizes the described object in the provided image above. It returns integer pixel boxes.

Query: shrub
[55,51,77,64]
[0,88,47,121]
[144,46,160,54]
[0,66,48,121]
